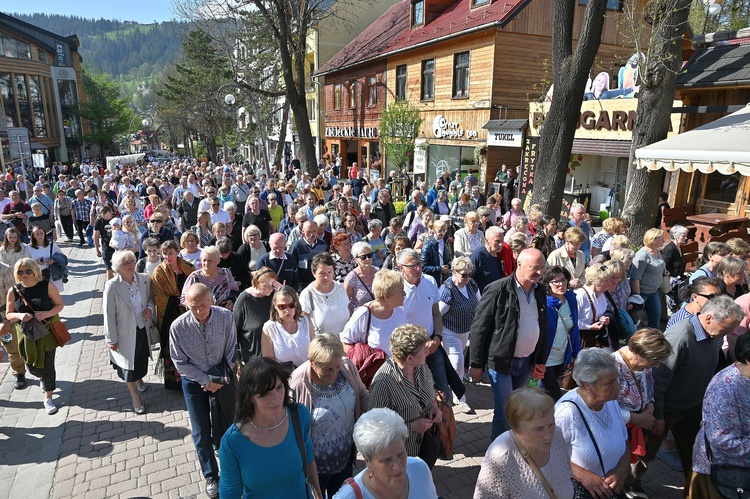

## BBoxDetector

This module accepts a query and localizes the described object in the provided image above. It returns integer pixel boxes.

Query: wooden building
[317,0,649,190]
[0,13,85,164]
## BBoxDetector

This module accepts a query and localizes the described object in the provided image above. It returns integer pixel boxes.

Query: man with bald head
[170,283,237,498]
[469,248,549,440]
[256,233,299,290]
[290,220,327,290]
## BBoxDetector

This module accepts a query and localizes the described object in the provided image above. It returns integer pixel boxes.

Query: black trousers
[75,219,87,244]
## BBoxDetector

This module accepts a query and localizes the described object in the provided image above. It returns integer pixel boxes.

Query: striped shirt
[369,358,436,456]
[666,305,692,329]
[439,277,479,334]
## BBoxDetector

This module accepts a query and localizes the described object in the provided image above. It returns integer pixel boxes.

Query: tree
[78,70,134,156]
[529,0,609,216]
[621,0,694,243]
[379,100,424,172]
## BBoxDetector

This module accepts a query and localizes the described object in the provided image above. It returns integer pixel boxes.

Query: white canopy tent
[105,153,145,173]
[635,103,750,175]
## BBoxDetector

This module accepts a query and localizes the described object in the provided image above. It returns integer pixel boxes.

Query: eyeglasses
[121,260,136,265]
[16,269,33,276]
[151,220,164,224]
[247,233,259,238]
[401,262,421,269]
[695,292,719,300]
[275,302,296,311]
[356,253,373,260]
[549,279,568,286]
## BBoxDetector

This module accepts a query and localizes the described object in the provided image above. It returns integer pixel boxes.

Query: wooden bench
[681,241,700,274]
[661,204,696,234]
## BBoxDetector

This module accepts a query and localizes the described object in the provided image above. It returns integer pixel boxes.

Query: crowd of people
[1,157,749,499]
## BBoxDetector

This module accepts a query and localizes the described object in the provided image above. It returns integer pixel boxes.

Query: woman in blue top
[541,266,581,401]
[219,357,324,499]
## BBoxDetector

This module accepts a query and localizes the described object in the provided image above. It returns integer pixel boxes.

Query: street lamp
[127,113,153,154]
[217,83,270,169]
[703,0,723,32]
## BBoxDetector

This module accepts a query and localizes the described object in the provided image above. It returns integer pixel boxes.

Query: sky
[7,0,178,24]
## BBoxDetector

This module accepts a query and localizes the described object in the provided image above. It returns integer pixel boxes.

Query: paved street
[0,243,685,499]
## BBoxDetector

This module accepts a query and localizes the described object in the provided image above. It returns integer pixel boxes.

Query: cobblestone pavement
[0,243,685,499]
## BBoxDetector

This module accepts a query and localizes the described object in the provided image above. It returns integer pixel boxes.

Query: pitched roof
[317,0,529,76]
[677,43,750,89]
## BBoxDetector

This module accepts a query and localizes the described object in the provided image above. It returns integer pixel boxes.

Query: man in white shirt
[208,197,231,226]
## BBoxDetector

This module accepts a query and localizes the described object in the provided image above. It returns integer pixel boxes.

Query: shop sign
[432,115,478,140]
[413,139,427,174]
[487,129,523,147]
[325,126,378,139]
[55,43,66,66]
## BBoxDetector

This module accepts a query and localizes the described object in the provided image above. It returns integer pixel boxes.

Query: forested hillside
[9,13,187,108]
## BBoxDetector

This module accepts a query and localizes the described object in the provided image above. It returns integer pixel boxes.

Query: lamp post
[703,0,723,33]
[216,84,270,169]
[127,113,153,155]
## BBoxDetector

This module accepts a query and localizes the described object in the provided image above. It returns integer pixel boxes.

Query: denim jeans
[318,456,353,498]
[426,348,450,400]
[182,378,219,479]
[488,355,532,440]
[642,291,661,329]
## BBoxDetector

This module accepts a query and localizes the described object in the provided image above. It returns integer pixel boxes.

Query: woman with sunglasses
[262,285,314,374]
[27,226,65,292]
[6,258,64,414]
[0,227,29,390]
[344,242,378,314]
[438,256,480,412]
[666,276,722,329]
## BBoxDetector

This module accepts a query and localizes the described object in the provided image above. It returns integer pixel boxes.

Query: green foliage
[688,0,750,34]
[393,201,406,215]
[78,70,134,155]
[379,100,424,172]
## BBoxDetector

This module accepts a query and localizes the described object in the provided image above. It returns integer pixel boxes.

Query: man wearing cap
[230,175,251,214]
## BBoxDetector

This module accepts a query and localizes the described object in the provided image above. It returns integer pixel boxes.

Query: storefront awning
[635,104,750,175]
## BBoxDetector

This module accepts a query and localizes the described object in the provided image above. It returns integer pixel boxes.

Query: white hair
[111,250,136,273]
[353,408,408,460]
[351,241,372,258]
[572,348,617,386]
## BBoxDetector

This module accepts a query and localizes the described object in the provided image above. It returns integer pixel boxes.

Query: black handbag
[418,424,442,469]
[206,360,234,385]
[705,434,750,498]
[14,287,51,342]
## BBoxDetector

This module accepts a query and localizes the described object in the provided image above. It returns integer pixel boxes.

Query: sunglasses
[151,220,164,224]
[356,253,373,260]
[275,302,296,311]
[16,269,33,276]
[456,272,472,279]
[211,203,220,207]
[695,292,719,300]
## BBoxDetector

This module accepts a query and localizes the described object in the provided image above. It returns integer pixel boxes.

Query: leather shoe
[14,374,26,390]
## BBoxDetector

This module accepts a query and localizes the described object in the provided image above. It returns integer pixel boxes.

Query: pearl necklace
[248,410,287,431]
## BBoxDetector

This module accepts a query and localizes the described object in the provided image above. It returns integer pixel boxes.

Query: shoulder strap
[510,431,558,499]
[289,405,311,498]
[13,286,36,313]
[343,477,364,499]
[561,400,606,476]
[583,288,598,319]
[363,305,372,343]
[354,271,375,300]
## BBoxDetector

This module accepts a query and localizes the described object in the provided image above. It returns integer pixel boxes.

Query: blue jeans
[426,348,450,399]
[182,378,219,479]
[488,355,532,440]
[318,455,353,498]
[642,291,661,329]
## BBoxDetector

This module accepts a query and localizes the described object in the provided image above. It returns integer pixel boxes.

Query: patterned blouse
[332,253,356,283]
[692,364,750,474]
[612,350,654,423]
[344,268,377,314]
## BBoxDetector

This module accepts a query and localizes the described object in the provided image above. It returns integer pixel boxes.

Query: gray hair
[111,250,136,273]
[224,201,236,211]
[572,348,617,387]
[313,214,329,228]
[351,241,372,258]
[716,256,746,278]
[452,255,473,273]
[396,248,420,265]
[570,203,585,212]
[353,408,409,461]
[669,224,689,241]
[367,219,383,231]
[485,226,503,239]
[216,237,233,254]
[702,295,744,324]
[200,245,221,261]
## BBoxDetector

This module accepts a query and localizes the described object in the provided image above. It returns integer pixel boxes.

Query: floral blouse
[333,253,356,283]
[612,350,654,423]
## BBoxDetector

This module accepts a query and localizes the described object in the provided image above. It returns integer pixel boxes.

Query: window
[452,51,470,99]
[0,34,31,60]
[472,0,489,6]
[307,99,315,121]
[349,80,357,108]
[366,75,377,107]
[579,0,623,10]
[333,82,341,110]
[38,50,48,63]
[396,65,407,100]
[412,0,424,26]
[421,59,434,101]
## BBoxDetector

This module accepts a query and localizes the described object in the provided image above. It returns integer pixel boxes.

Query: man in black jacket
[178,191,199,229]
[468,248,548,440]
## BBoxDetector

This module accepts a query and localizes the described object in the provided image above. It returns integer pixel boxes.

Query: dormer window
[472,0,489,6]
[412,0,425,27]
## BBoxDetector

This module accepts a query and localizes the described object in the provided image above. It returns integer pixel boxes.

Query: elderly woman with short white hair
[575,264,615,350]
[555,348,630,499]
[344,241,378,314]
[180,245,239,310]
[333,407,438,499]
[104,250,155,414]
[475,387,574,498]
[453,211,485,258]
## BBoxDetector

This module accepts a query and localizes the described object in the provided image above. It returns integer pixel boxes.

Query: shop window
[412,0,425,27]
[348,80,357,109]
[703,171,740,204]
[366,75,377,107]
[452,51,470,99]
[421,59,434,101]
[333,82,341,110]
[396,65,407,101]
[579,0,623,10]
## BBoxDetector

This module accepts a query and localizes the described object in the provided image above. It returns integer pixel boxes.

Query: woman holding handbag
[5,258,64,415]
[27,226,64,292]
[104,250,155,414]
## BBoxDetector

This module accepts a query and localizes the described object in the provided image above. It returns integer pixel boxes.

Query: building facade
[0,13,85,165]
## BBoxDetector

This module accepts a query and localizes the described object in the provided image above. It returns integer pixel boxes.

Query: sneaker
[44,398,58,415]
[623,484,649,499]
[205,477,219,498]
[657,448,683,472]
[14,374,26,390]
[455,402,475,414]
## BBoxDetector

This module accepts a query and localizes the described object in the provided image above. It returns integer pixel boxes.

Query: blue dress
[219,404,315,498]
